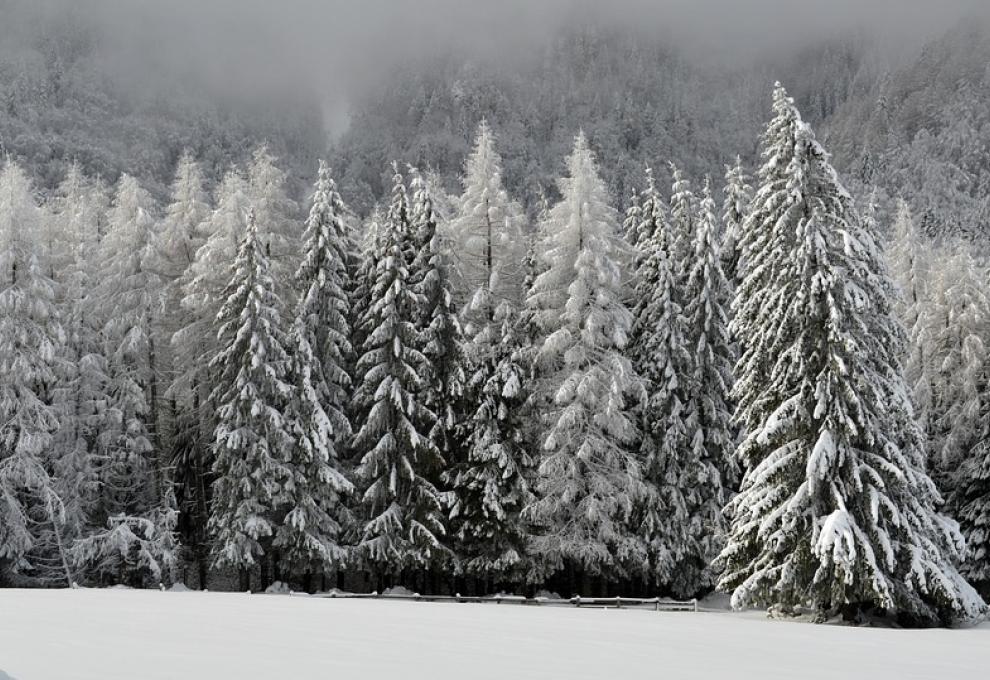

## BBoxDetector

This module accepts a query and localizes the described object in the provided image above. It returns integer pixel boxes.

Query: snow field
[0,589,988,680]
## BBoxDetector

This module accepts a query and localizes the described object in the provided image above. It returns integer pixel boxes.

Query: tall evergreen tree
[675,178,735,595]
[280,161,355,578]
[628,164,690,589]
[208,210,294,586]
[719,86,985,625]
[0,161,69,585]
[523,133,645,581]
[352,165,448,573]
[721,156,752,288]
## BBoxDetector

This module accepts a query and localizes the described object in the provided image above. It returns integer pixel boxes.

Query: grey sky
[17,0,989,132]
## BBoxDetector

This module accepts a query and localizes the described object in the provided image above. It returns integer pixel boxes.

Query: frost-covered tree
[668,163,696,281]
[719,87,986,625]
[446,298,531,582]
[352,166,448,572]
[887,200,935,427]
[721,156,752,288]
[925,247,990,490]
[448,120,526,316]
[280,161,355,578]
[523,133,645,581]
[248,145,299,301]
[410,168,468,474]
[208,210,294,587]
[0,161,69,584]
[675,178,735,595]
[170,169,251,583]
[94,175,162,517]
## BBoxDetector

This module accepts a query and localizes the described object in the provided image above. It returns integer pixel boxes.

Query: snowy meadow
[1,589,988,680]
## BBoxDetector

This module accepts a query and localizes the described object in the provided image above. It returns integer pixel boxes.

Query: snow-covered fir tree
[410,168,468,470]
[675,177,735,595]
[170,169,251,582]
[628,162,692,591]
[352,165,448,573]
[718,86,986,625]
[721,156,752,288]
[446,298,532,582]
[523,133,646,581]
[208,210,294,586]
[668,163,696,281]
[279,161,355,578]
[0,161,69,585]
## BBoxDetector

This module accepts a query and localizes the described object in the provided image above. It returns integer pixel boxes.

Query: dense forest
[2,4,990,629]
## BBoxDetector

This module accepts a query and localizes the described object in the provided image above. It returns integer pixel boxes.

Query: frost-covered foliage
[721,157,752,289]
[719,84,987,625]
[208,210,295,571]
[410,168,468,471]
[676,179,736,595]
[352,166,448,571]
[628,166,691,588]
[281,161,355,575]
[523,133,645,581]
[0,161,68,584]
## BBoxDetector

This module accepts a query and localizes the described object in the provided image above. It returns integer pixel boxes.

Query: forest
[2,1,990,630]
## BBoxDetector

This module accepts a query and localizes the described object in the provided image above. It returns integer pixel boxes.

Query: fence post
[692,598,698,612]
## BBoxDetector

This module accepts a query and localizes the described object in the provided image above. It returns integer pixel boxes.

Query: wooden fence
[304,591,699,612]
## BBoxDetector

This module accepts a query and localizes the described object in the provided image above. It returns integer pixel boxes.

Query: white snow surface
[0,588,988,680]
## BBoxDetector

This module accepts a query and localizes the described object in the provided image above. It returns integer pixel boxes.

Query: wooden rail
[305,591,698,612]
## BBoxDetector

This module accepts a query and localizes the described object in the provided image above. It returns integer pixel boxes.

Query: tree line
[0,83,986,626]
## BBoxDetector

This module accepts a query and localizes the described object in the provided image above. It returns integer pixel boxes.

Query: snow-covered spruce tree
[628,164,692,591]
[668,163,696,282]
[208,209,294,588]
[721,156,752,288]
[446,298,532,583]
[523,133,646,582]
[0,161,70,586]
[410,168,468,472]
[673,178,735,596]
[887,200,935,428]
[448,120,526,314]
[731,83,804,445]
[955,420,990,589]
[279,161,355,580]
[352,165,448,574]
[718,89,986,625]
[171,169,251,583]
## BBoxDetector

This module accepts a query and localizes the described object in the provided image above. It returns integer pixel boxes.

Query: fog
[10,0,990,134]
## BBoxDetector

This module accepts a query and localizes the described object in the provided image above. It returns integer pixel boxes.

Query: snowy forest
[3,0,990,630]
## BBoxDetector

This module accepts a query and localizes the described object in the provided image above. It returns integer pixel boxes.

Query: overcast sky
[18,0,990,132]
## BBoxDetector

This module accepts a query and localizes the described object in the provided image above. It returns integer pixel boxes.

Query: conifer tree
[675,178,735,595]
[719,85,985,625]
[628,165,691,590]
[248,145,299,301]
[721,156,752,288]
[279,161,355,577]
[523,133,645,581]
[410,168,468,469]
[0,162,69,584]
[208,210,294,585]
[352,165,448,572]
[94,175,162,522]
[668,163,696,281]
[449,121,526,315]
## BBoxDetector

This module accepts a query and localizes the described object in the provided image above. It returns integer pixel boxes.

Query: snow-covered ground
[0,589,987,679]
